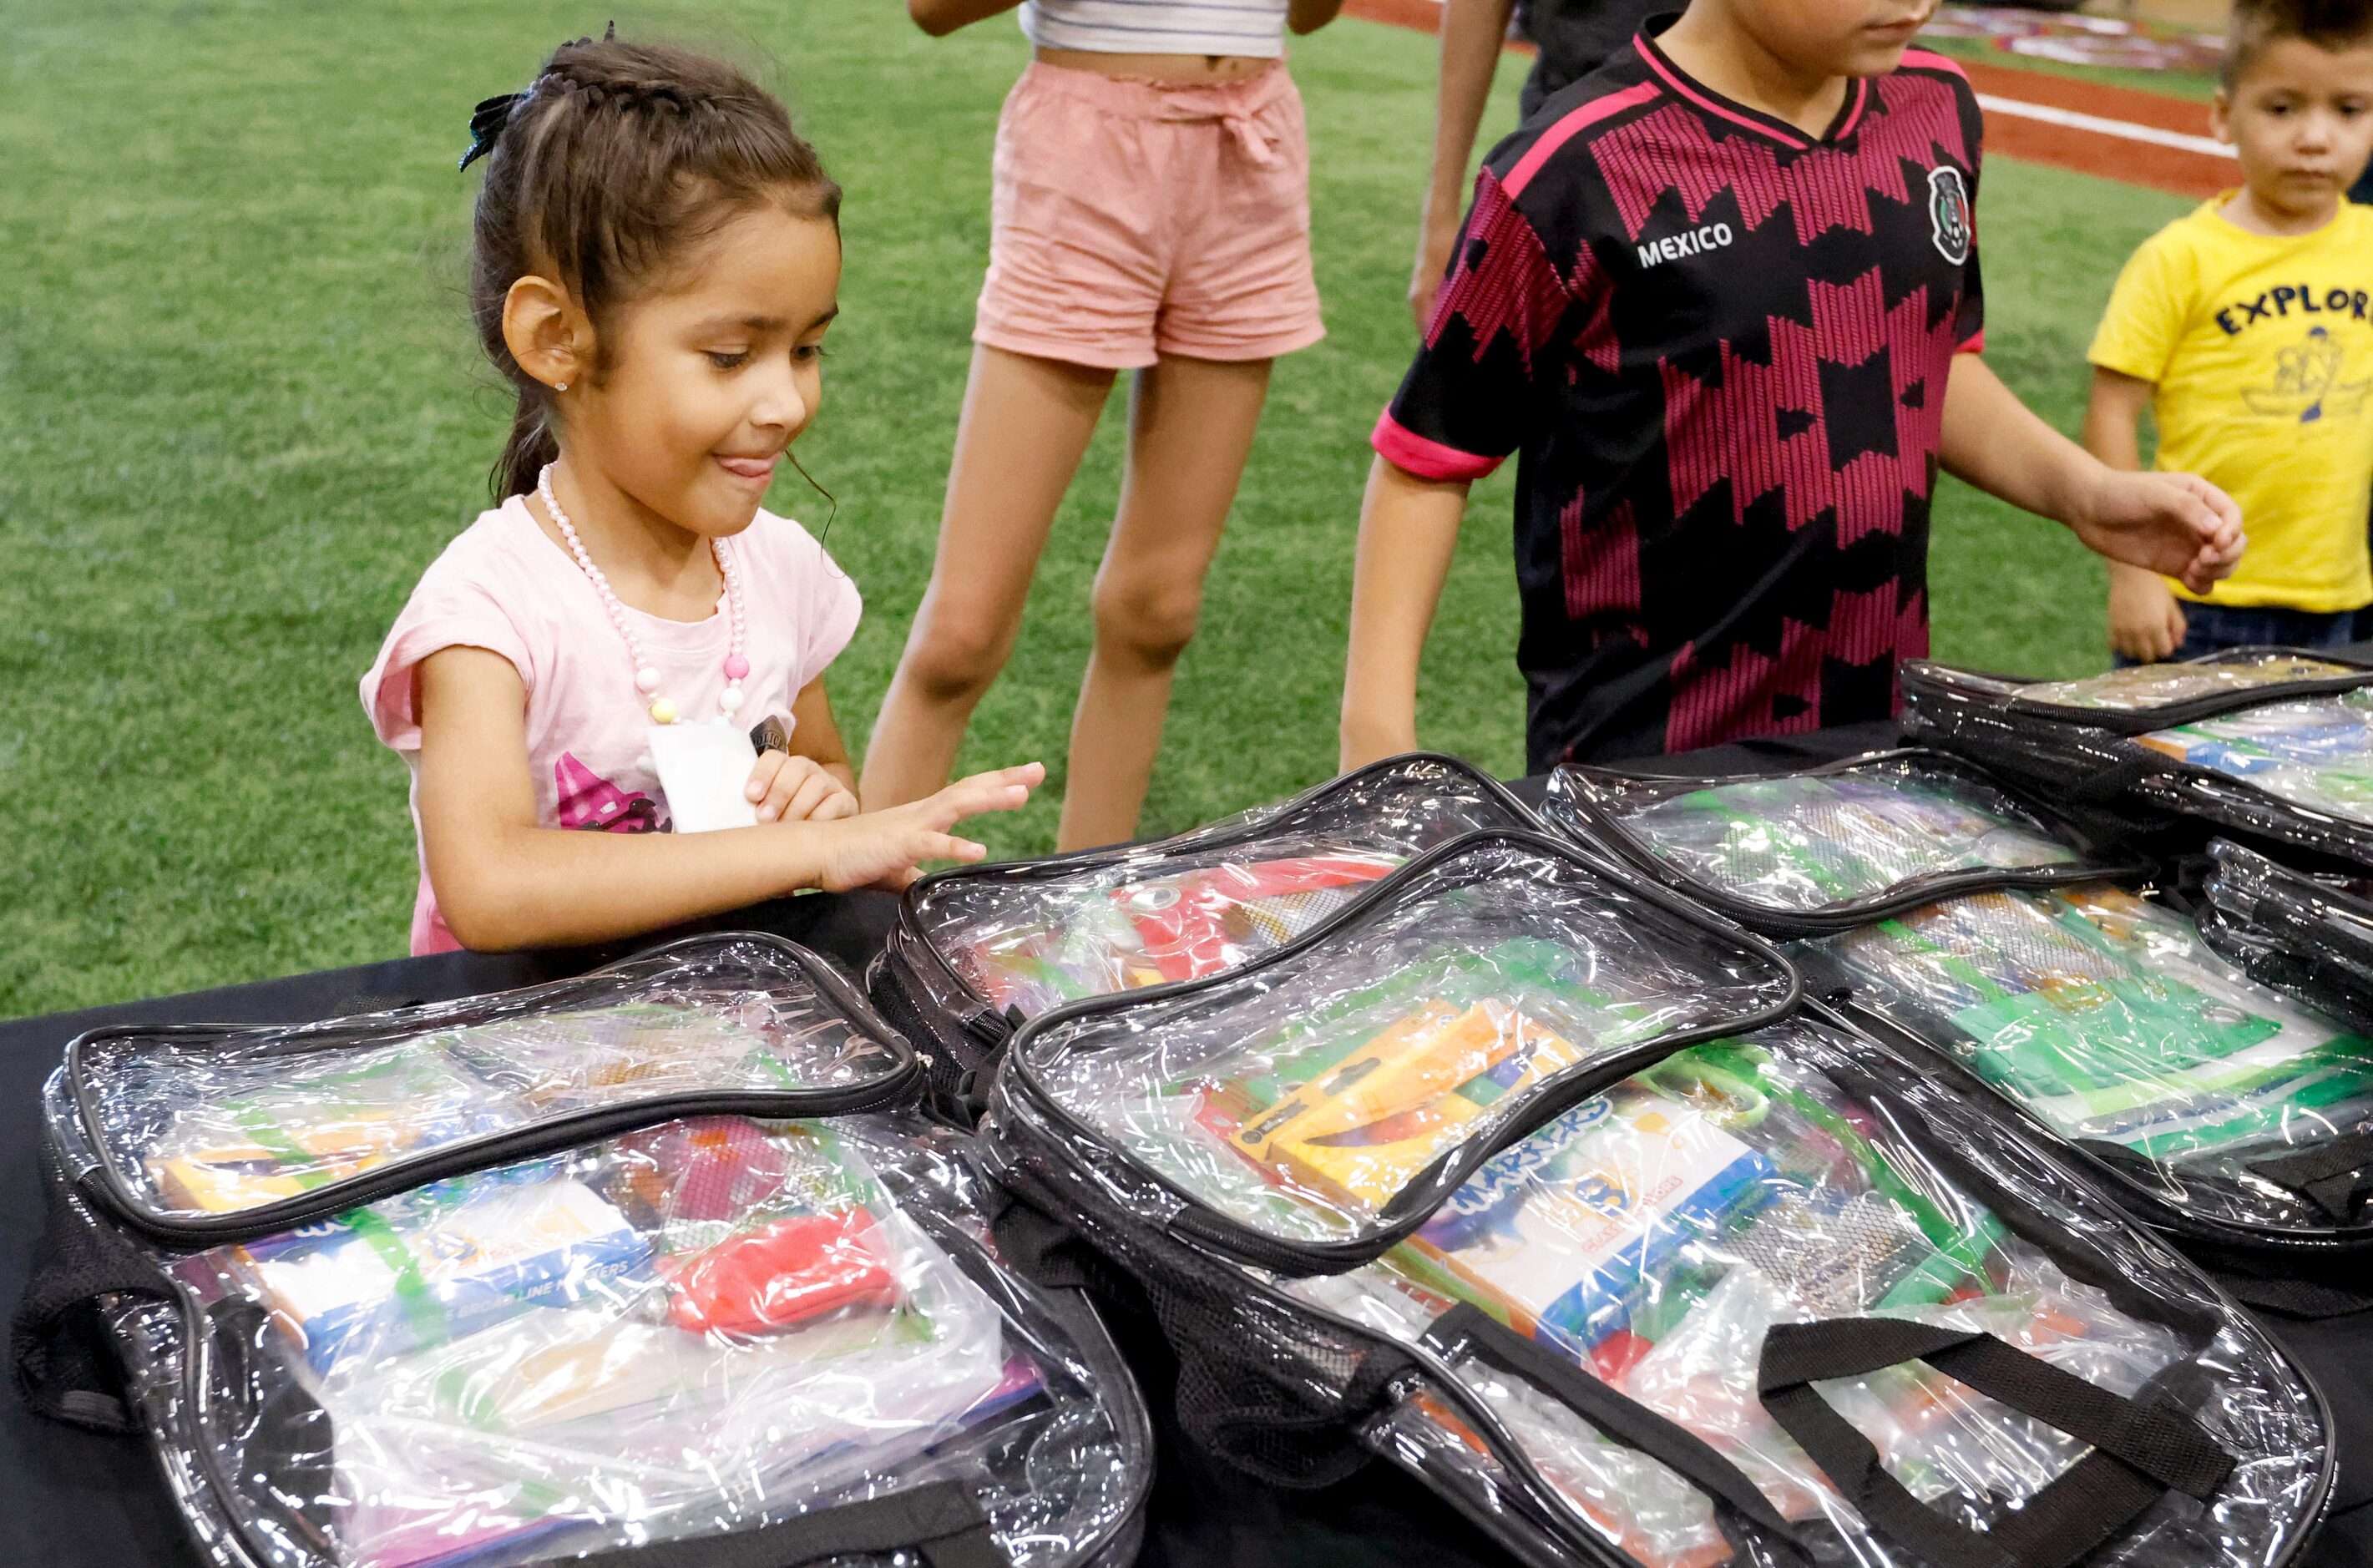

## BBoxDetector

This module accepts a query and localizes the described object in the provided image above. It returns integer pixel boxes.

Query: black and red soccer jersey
[1375,23,1986,768]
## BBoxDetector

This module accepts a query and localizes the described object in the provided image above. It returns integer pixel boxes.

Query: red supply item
[1113,855,1399,984]
[645,1117,790,1223]
[665,1211,900,1336]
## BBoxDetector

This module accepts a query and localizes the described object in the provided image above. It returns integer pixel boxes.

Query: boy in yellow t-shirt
[2087,0,2373,663]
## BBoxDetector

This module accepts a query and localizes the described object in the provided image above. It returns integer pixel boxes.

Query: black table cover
[6,718,2370,1567]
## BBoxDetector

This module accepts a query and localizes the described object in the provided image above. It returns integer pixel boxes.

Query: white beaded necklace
[538,464,747,726]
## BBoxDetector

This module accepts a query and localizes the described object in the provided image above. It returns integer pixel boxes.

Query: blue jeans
[2113,599,2371,666]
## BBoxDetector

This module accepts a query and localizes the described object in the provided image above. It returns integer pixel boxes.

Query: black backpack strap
[1424,1304,1804,1552]
[2246,1129,2373,1223]
[569,1480,1000,1568]
[1758,1319,2233,1568]
[11,1161,176,1433]
[2214,1269,2373,1318]
[985,1179,1135,1302]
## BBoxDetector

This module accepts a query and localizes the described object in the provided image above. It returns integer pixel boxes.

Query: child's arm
[1939,352,2243,594]
[743,675,861,825]
[1339,458,1472,770]
[1412,0,1518,330]
[2082,367,2189,663]
[2082,366,2153,474]
[907,0,1023,37]
[1289,0,1349,32]
[416,647,1040,950]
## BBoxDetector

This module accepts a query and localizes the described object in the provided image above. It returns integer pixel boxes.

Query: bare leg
[863,345,1116,811]
[1057,353,1273,851]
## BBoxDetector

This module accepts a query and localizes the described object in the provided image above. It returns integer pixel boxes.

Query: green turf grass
[0,2,2188,1016]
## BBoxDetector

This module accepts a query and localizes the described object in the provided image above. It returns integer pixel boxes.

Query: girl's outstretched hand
[811,762,1044,892]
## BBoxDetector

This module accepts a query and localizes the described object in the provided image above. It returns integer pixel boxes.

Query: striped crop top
[1019,0,1289,57]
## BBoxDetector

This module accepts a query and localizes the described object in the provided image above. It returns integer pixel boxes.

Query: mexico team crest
[1928,166,1971,265]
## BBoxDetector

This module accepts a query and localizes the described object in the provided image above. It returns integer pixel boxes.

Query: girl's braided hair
[464,33,840,500]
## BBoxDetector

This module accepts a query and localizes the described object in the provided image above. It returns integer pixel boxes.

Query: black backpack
[974,835,2330,1568]
[13,933,1153,1568]
[2196,838,2373,1032]
[1541,746,2373,1257]
[1900,650,2373,869]
[1542,746,2143,936]
[868,753,1540,1121]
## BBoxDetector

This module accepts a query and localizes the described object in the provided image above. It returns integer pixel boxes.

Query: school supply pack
[1544,748,2136,934]
[1902,649,2373,868]
[1812,884,2373,1245]
[977,831,2331,1568]
[1537,741,2373,1249]
[15,934,1152,1568]
[870,753,1537,1119]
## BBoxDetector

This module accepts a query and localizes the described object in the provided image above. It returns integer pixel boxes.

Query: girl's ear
[502,274,592,393]
[2209,88,2233,145]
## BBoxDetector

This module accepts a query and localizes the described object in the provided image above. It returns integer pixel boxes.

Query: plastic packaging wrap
[1906,650,2373,733]
[2198,837,2373,1042]
[984,1009,2330,1568]
[1903,654,2373,868]
[999,830,1801,1270]
[20,936,1152,1568]
[1544,749,2132,934]
[58,934,916,1239]
[2131,690,2373,841]
[1324,1023,2325,1568]
[1809,883,2373,1238]
[869,754,1540,1118]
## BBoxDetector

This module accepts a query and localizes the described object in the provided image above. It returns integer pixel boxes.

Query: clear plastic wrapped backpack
[13,934,1153,1568]
[1530,746,2373,1251]
[1543,748,2139,935]
[1909,650,2373,731]
[868,753,1540,1120]
[1901,651,2373,869]
[1808,884,2373,1246]
[974,835,2334,1568]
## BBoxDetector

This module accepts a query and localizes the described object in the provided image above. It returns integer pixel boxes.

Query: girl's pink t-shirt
[361,495,862,954]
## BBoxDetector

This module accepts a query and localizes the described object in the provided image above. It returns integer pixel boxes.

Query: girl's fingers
[785,771,836,822]
[814,787,860,822]
[756,759,812,822]
[745,751,789,802]
[956,761,1045,792]
[880,831,980,873]
[934,776,1035,823]
[929,834,987,862]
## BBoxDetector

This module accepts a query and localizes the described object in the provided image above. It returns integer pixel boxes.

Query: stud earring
[554,381,569,392]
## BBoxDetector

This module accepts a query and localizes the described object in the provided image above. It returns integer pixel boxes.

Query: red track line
[1340,0,2229,199]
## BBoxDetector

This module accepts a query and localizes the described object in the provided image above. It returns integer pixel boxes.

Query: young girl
[362,35,1040,955]
[860,0,1346,852]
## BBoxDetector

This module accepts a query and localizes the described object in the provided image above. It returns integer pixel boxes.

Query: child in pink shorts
[864,0,1345,851]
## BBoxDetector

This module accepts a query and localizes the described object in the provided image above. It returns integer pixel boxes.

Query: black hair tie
[458,91,525,172]
[457,25,613,173]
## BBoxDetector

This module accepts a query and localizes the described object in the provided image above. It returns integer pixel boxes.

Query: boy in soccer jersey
[2090,0,2373,665]
[1340,0,2249,771]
